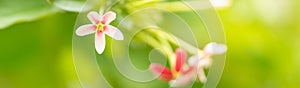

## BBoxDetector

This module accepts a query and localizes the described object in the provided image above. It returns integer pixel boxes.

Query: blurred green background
[1,0,300,88]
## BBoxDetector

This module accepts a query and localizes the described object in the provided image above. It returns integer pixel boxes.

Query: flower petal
[204,42,227,55]
[149,63,173,81]
[199,58,211,67]
[181,66,195,75]
[104,25,124,40]
[87,11,100,24]
[188,55,199,65]
[169,67,196,87]
[197,67,207,83]
[101,11,116,25]
[175,48,187,72]
[75,24,96,36]
[95,30,106,54]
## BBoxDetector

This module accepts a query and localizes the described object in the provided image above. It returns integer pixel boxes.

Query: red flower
[150,48,197,87]
[150,43,227,87]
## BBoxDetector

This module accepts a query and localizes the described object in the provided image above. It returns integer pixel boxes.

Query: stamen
[97,23,104,31]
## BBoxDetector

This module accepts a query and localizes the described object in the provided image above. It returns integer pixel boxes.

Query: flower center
[97,23,104,31]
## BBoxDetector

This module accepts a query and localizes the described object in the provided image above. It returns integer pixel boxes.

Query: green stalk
[135,30,175,69]
[146,29,203,55]
[137,28,204,74]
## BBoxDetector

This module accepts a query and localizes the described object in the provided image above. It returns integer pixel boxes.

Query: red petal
[150,63,173,81]
[175,48,187,72]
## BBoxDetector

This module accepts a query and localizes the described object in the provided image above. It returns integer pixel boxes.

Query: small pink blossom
[150,48,197,87]
[76,11,124,54]
[150,43,227,86]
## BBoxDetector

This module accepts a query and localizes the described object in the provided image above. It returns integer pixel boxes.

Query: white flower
[189,42,227,83]
[76,11,124,54]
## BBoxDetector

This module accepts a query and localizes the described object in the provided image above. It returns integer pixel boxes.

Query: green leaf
[0,0,60,29]
[50,0,89,12]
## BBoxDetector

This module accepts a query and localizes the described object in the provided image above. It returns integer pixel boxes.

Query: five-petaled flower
[76,11,124,54]
[150,48,197,87]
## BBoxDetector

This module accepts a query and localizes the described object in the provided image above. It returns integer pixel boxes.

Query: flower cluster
[75,11,227,87]
[150,42,227,87]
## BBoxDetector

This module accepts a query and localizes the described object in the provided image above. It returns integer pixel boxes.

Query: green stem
[135,30,175,69]
[136,32,161,48]
[146,29,203,55]
[136,28,205,74]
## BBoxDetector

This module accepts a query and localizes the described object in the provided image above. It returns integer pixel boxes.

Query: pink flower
[188,42,227,83]
[150,48,197,87]
[75,11,124,54]
[150,43,227,87]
